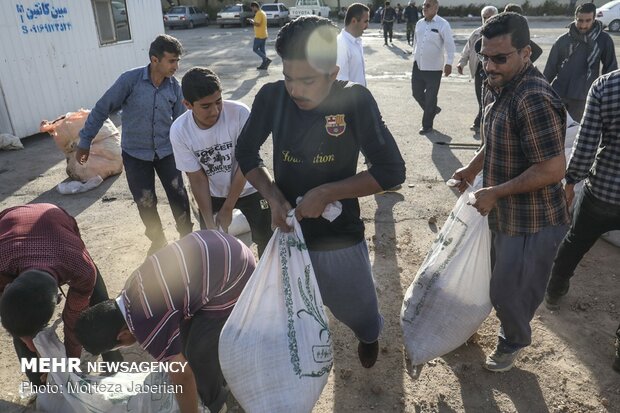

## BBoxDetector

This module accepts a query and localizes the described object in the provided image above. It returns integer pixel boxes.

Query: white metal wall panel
[0,0,165,138]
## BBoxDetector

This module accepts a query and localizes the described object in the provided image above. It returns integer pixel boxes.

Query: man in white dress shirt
[457,5,498,132]
[411,0,455,134]
[337,3,370,86]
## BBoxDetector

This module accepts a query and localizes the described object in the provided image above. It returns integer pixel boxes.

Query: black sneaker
[544,292,562,311]
[358,340,379,368]
[264,58,272,69]
[545,276,570,310]
[484,347,522,372]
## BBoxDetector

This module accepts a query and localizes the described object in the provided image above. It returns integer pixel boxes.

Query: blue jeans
[551,186,620,282]
[122,152,193,242]
[253,37,267,62]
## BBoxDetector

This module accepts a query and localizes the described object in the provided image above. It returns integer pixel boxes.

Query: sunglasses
[423,3,433,8]
[477,49,520,65]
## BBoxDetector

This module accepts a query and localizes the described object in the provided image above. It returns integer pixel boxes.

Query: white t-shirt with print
[170,100,255,198]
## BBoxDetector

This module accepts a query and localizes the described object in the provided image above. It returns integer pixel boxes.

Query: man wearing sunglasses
[411,0,455,135]
[543,2,617,122]
[451,12,570,372]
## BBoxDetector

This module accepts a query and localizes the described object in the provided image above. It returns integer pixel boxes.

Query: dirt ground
[0,19,619,413]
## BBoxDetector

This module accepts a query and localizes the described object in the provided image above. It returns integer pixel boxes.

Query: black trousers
[198,191,273,257]
[14,267,123,384]
[551,187,620,284]
[122,151,193,243]
[180,313,229,412]
[562,98,586,123]
[383,21,394,43]
[411,62,442,129]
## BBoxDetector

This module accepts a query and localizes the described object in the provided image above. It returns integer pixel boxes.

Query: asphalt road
[1,17,619,413]
[165,18,620,192]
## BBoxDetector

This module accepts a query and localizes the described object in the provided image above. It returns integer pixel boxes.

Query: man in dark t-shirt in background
[235,16,406,369]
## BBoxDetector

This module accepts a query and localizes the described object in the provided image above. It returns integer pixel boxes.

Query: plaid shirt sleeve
[565,80,603,185]
[516,89,566,163]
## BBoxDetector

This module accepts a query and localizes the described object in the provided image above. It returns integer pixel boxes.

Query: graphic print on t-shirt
[325,114,346,137]
[195,141,233,176]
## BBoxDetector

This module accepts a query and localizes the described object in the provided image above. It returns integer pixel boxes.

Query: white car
[289,0,331,19]
[597,0,620,32]
[262,3,290,26]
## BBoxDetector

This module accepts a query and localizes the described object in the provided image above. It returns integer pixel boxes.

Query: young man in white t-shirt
[170,67,272,255]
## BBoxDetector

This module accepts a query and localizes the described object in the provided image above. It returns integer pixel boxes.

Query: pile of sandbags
[40,109,122,182]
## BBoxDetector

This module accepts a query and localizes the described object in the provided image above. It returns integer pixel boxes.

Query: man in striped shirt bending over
[76,230,256,413]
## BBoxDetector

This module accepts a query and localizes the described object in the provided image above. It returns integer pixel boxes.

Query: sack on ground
[219,212,333,413]
[40,109,122,182]
[31,320,189,413]
[0,133,23,150]
[401,177,492,367]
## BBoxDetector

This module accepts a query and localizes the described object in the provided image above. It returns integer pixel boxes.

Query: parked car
[261,3,290,26]
[164,6,209,29]
[217,4,253,27]
[598,0,620,32]
[289,0,331,18]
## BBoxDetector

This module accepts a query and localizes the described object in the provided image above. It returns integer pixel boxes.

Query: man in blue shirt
[77,35,193,255]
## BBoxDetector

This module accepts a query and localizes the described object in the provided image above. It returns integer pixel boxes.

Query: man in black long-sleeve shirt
[236,16,405,369]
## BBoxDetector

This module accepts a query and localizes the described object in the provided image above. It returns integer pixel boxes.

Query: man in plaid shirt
[452,13,570,372]
[545,70,620,373]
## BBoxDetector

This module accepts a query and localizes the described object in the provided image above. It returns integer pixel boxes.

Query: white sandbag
[31,320,198,413]
[0,133,23,150]
[57,175,104,195]
[401,178,492,368]
[40,110,123,182]
[225,209,251,236]
[219,212,333,413]
[601,231,620,248]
